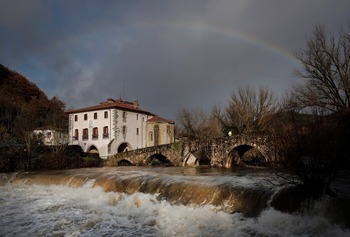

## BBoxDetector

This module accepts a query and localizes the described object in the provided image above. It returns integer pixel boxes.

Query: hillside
[0,64,67,142]
[0,64,49,104]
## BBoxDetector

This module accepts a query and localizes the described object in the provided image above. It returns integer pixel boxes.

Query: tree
[273,110,349,199]
[216,86,277,134]
[292,24,350,113]
[176,108,222,139]
[13,104,42,170]
[46,96,68,130]
[273,23,350,199]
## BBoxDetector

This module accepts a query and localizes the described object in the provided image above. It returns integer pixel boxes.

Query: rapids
[0,167,349,237]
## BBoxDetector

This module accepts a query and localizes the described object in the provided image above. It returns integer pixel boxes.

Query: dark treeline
[0,64,67,142]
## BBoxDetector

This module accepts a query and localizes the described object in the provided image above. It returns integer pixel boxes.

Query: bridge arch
[183,151,211,166]
[87,145,100,159]
[118,159,133,166]
[225,143,267,168]
[117,142,132,153]
[145,154,172,166]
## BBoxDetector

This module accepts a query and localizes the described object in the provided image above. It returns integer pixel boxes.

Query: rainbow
[46,21,301,68]
[128,22,301,67]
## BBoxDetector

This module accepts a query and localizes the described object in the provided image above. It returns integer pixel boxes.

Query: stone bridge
[104,134,278,168]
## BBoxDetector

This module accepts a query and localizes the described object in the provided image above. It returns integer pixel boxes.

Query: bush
[82,157,101,167]
[275,111,349,198]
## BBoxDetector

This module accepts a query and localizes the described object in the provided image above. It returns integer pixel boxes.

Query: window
[74,115,78,122]
[46,132,52,138]
[103,126,109,138]
[104,111,108,119]
[149,131,153,141]
[92,127,98,139]
[74,129,79,140]
[137,114,139,120]
[122,125,127,135]
[136,128,139,135]
[82,128,88,140]
[84,114,88,121]
[122,111,127,122]
[94,112,97,119]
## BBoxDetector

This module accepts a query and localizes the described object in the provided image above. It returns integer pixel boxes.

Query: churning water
[0,167,349,237]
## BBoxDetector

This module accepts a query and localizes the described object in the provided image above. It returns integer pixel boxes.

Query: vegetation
[0,64,90,172]
[272,110,350,198]
[291,24,350,113]
[214,86,277,135]
[176,107,222,139]
[275,23,350,199]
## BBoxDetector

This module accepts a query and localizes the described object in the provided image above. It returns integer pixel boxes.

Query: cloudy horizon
[1,0,349,119]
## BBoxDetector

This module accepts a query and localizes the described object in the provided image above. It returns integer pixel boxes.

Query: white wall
[69,108,150,159]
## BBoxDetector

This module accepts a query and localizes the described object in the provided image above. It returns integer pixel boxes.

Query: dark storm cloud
[1,0,350,119]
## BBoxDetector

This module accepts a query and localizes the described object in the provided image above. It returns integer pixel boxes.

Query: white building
[33,127,69,146]
[67,98,175,159]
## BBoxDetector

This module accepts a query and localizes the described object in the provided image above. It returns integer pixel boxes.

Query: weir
[3,167,273,216]
[1,167,350,236]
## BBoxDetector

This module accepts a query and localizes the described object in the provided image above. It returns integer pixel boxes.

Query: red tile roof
[147,115,174,124]
[66,98,153,115]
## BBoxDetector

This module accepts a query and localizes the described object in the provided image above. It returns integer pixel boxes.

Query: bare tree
[292,24,350,113]
[46,96,68,130]
[14,105,42,170]
[274,22,350,197]
[176,108,222,139]
[273,109,348,198]
[216,86,277,134]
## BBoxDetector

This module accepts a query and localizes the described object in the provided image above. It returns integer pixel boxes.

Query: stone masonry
[103,134,277,168]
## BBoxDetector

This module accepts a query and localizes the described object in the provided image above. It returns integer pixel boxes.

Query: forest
[0,64,99,172]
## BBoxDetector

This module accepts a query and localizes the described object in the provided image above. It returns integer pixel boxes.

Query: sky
[1,0,349,120]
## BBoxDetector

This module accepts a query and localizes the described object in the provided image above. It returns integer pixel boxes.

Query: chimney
[133,100,139,109]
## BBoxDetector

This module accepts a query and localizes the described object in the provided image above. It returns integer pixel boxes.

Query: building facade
[67,98,175,159]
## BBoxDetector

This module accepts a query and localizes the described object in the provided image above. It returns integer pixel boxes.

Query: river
[0,167,349,237]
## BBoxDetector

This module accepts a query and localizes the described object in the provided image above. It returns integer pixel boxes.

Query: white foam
[0,184,349,237]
